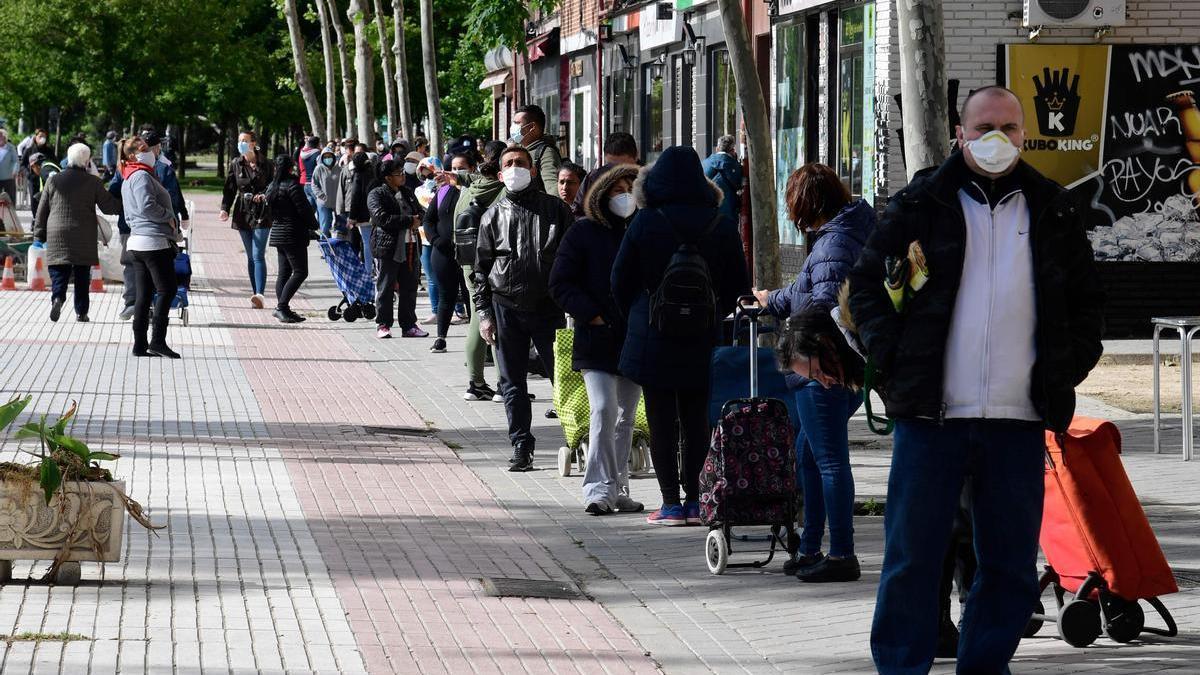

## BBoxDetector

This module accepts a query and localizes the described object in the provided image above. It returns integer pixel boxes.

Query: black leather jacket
[472,185,574,320]
[368,183,421,264]
[847,153,1105,433]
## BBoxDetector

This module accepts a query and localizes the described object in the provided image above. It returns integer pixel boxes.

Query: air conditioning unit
[1024,0,1126,27]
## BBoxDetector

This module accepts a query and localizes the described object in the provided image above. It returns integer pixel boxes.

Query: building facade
[481,0,1200,335]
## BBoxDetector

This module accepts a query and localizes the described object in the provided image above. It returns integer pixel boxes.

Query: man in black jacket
[848,86,1104,674]
[368,160,425,339]
[474,145,573,471]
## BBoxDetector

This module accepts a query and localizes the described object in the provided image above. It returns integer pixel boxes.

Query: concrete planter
[0,480,126,583]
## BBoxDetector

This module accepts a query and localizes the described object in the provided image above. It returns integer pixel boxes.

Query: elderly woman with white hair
[32,142,121,322]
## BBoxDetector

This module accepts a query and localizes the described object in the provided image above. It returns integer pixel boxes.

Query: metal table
[1152,316,1200,461]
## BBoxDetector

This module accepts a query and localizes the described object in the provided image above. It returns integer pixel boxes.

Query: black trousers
[375,254,420,329]
[131,248,177,349]
[642,383,711,505]
[430,246,462,338]
[275,244,309,310]
[48,264,90,316]
[492,302,562,449]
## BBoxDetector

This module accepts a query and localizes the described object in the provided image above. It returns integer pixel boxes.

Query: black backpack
[650,210,719,337]
[454,199,485,264]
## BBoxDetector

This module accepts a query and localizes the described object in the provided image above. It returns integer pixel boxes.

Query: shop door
[571,87,595,169]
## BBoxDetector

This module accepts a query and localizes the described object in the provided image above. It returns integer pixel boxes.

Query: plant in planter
[0,395,159,583]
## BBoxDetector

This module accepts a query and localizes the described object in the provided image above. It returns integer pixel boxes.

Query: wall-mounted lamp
[598,20,613,42]
[618,43,638,78]
[682,21,702,68]
[763,0,779,19]
[649,53,666,81]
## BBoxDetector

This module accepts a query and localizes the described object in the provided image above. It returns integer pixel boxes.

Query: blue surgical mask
[321,156,334,167]
[509,123,525,145]
[423,178,437,192]
[238,141,252,155]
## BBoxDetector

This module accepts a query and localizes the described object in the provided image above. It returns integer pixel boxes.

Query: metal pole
[1182,331,1192,461]
[1153,324,1162,454]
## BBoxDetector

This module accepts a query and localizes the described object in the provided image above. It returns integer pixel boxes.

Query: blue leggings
[239,227,270,295]
[794,382,862,558]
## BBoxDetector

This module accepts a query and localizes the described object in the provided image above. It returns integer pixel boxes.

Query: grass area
[180,166,224,193]
[0,632,91,643]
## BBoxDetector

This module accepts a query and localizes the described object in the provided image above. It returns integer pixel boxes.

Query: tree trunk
[418,0,443,155]
[391,0,414,141]
[715,0,778,292]
[326,0,356,138]
[348,0,376,145]
[283,0,327,136]
[314,0,338,141]
[897,0,950,179]
[370,0,398,143]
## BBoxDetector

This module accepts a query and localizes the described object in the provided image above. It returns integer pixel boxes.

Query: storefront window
[644,67,665,163]
[712,48,738,141]
[609,72,635,135]
[673,55,694,147]
[837,4,876,199]
[775,21,806,247]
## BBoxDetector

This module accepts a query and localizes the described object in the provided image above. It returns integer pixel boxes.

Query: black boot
[508,445,533,472]
[796,555,861,583]
[148,343,181,359]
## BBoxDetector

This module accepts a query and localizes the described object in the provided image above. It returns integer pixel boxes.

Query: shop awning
[478,70,511,90]
[527,28,560,62]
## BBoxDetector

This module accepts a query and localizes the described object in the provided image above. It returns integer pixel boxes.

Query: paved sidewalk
[0,191,1197,673]
[0,193,655,674]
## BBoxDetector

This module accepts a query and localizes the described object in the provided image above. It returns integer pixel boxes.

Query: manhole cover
[361,425,437,437]
[480,577,581,599]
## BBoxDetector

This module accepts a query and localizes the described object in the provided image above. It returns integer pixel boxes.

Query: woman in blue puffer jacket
[753,163,876,583]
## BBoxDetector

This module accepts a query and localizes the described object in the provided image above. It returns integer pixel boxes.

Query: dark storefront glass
[644,66,665,163]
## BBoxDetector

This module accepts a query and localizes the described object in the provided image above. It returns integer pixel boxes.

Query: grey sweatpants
[580,369,642,506]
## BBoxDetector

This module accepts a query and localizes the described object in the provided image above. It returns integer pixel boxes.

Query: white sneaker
[420,315,437,325]
[376,325,392,339]
[614,495,645,513]
[250,294,265,309]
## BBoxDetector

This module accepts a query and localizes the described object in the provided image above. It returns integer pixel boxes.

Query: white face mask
[404,162,417,175]
[136,151,157,166]
[502,166,532,192]
[966,130,1020,174]
[609,192,636,219]
[509,123,525,145]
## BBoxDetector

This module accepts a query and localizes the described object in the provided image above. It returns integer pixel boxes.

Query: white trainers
[250,294,265,309]
[376,325,392,339]
[420,315,437,325]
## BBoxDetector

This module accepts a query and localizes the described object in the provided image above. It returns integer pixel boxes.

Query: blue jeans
[303,183,317,211]
[793,382,862,558]
[420,244,438,314]
[239,227,269,295]
[871,419,1045,675]
[316,204,333,237]
[358,224,374,270]
[48,264,90,316]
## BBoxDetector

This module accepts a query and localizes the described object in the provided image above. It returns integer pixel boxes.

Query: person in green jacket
[510,104,562,195]
[448,140,508,401]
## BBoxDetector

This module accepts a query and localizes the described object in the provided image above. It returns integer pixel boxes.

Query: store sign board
[778,0,828,16]
[1004,44,1200,262]
[640,5,678,52]
[674,0,712,9]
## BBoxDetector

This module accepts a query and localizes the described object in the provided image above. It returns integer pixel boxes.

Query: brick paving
[0,191,1197,673]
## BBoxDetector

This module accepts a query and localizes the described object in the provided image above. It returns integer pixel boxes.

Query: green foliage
[1,397,119,506]
[465,0,559,51]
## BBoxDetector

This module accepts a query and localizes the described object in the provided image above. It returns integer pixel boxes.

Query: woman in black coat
[422,152,475,352]
[611,146,749,526]
[550,163,643,516]
[266,155,319,323]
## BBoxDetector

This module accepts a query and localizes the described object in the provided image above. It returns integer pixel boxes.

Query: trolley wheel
[705,528,729,575]
[578,441,588,473]
[360,303,376,320]
[328,306,341,321]
[1025,600,1045,638]
[180,308,189,327]
[1104,598,1145,643]
[557,447,572,477]
[631,440,647,473]
[343,304,360,322]
[1058,599,1102,647]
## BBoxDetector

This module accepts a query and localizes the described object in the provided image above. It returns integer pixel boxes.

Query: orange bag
[1041,418,1178,600]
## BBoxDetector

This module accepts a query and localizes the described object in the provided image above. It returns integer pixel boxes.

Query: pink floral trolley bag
[698,297,799,574]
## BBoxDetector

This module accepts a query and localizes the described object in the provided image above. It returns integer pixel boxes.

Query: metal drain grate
[480,577,581,600]
[361,425,437,437]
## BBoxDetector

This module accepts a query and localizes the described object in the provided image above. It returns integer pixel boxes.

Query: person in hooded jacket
[752,163,876,582]
[368,159,425,338]
[703,135,743,224]
[310,148,340,237]
[549,163,644,516]
[265,155,320,323]
[449,139,508,402]
[473,145,574,472]
[337,151,375,265]
[611,145,749,526]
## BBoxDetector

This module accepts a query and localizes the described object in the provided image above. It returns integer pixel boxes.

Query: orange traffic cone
[28,257,47,291]
[1,257,15,291]
[89,264,105,293]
